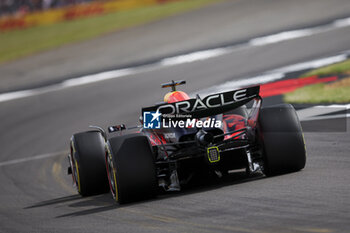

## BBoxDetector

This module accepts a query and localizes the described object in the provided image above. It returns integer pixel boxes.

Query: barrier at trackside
[0,0,179,32]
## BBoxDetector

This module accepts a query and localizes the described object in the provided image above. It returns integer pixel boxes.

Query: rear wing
[142,86,260,118]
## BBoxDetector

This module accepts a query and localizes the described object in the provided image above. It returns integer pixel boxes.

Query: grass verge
[0,0,221,63]
[284,59,350,104]
[301,59,350,77]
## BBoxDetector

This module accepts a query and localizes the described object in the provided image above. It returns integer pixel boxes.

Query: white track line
[248,16,350,47]
[300,113,350,122]
[297,104,350,120]
[269,54,347,74]
[0,16,350,103]
[197,54,347,96]
[0,151,65,167]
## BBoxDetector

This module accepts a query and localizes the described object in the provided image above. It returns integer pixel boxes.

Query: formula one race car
[68,80,306,203]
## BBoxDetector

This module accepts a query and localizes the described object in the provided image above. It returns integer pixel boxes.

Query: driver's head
[164,91,190,103]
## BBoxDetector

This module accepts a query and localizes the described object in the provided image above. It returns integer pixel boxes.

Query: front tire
[259,104,306,176]
[70,131,109,196]
[106,134,157,204]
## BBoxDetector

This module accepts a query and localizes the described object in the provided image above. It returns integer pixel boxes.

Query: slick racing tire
[258,104,306,176]
[106,134,157,204]
[70,131,109,196]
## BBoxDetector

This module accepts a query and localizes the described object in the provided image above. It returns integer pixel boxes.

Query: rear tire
[70,131,109,196]
[106,134,157,204]
[259,104,306,176]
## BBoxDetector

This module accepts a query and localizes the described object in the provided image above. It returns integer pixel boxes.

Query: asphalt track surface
[1,1,350,232]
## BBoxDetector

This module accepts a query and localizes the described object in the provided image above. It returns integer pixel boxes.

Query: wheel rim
[106,152,118,201]
[73,159,81,193]
[70,145,81,193]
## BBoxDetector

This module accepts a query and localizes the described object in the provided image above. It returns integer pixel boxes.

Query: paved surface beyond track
[0,0,350,232]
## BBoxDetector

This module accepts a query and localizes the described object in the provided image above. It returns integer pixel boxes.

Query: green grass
[284,59,350,104]
[301,59,350,77]
[0,0,221,63]
[283,83,350,104]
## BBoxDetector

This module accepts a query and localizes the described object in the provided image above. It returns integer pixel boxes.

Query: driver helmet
[164,91,190,103]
